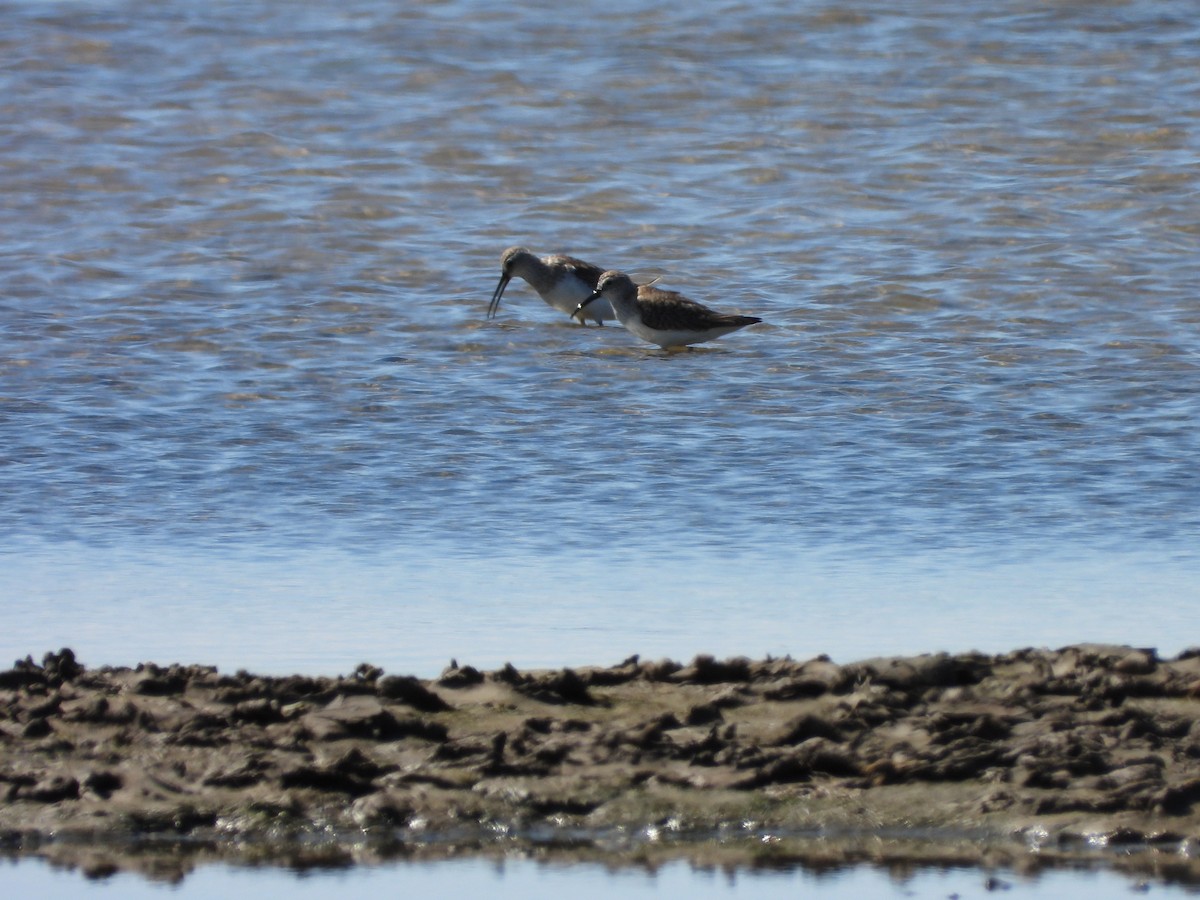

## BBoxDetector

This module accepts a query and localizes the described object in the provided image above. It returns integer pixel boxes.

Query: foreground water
[3,0,1198,674]
[6,855,1200,900]
[2,0,1199,890]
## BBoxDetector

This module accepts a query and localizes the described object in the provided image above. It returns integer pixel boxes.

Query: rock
[201,760,267,789]
[520,793,601,817]
[643,658,683,681]
[133,673,187,696]
[351,791,413,827]
[762,677,833,701]
[378,675,452,712]
[732,738,862,790]
[5,643,1200,874]
[709,686,751,708]
[21,718,53,739]
[492,663,524,685]
[302,697,446,743]
[0,649,81,690]
[580,656,643,686]
[17,775,80,803]
[670,655,752,684]
[1115,650,1158,675]
[280,749,387,797]
[81,770,123,799]
[1157,779,1200,815]
[353,663,384,683]
[437,663,484,688]
[41,649,83,684]
[919,738,1010,781]
[685,703,723,727]
[868,653,988,693]
[23,696,61,724]
[772,713,844,746]
[230,699,283,725]
[0,667,44,690]
[517,669,594,706]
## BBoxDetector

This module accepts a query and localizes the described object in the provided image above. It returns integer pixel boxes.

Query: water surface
[3,855,1194,900]
[2,0,1198,671]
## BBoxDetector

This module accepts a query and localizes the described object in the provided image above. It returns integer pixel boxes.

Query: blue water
[3,541,1197,677]
[3,0,1200,677]
[3,855,1192,900]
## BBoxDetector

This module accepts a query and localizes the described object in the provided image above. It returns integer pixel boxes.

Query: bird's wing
[547,255,606,288]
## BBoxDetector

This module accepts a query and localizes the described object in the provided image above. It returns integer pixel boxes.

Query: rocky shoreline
[5,645,1200,883]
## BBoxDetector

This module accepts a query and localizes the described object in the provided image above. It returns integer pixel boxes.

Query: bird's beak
[572,290,600,323]
[487,273,511,319]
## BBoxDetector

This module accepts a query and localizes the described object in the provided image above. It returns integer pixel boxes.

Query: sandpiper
[487,247,615,325]
[575,270,762,350]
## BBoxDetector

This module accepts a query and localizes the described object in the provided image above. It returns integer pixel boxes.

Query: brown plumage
[488,247,614,324]
[576,270,761,350]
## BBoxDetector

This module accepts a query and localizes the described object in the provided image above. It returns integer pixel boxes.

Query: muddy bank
[5,645,1200,883]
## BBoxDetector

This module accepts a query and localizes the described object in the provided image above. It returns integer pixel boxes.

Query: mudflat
[4,645,1200,883]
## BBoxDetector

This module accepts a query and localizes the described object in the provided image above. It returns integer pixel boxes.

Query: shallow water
[4,854,1198,899]
[4,0,1199,676]
[3,541,1198,677]
[4,0,1200,892]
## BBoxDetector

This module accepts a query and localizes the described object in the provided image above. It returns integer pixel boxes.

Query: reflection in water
[3,846,1196,897]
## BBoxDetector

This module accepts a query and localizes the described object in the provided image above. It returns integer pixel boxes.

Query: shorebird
[487,247,615,325]
[574,270,762,350]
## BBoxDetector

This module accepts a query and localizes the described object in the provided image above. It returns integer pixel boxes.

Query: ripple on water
[0,0,1197,567]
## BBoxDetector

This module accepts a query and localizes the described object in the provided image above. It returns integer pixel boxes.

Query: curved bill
[487,273,511,319]
[572,290,601,324]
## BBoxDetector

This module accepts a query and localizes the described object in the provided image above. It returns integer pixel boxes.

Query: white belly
[621,315,743,349]
[541,277,614,323]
